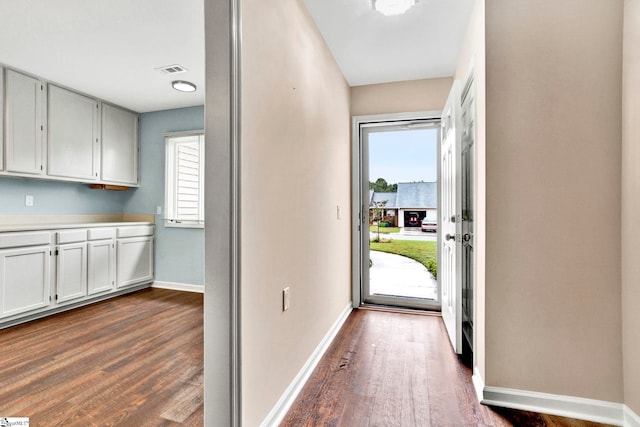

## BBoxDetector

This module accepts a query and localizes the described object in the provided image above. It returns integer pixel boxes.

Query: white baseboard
[481,386,624,426]
[626,405,640,427]
[260,302,353,427]
[152,281,204,293]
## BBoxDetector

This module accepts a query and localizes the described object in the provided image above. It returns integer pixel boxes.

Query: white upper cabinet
[101,103,138,185]
[47,85,100,181]
[5,69,45,175]
[0,67,4,171]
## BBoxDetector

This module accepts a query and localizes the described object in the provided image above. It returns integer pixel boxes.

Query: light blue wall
[122,105,205,286]
[0,176,124,214]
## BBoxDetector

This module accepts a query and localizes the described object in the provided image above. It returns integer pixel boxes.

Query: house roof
[371,192,397,208]
[395,182,437,209]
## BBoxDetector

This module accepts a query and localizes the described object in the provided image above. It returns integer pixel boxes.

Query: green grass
[369,225,400,234]
[370,239,437,279]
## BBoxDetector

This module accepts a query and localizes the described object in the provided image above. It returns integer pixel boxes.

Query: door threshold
[358,303,442,317]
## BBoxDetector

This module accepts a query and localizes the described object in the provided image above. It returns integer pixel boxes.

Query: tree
[371,199,388,241]
[369,177,397,193]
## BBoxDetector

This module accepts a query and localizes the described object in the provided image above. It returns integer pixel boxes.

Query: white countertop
[0,221,154,233]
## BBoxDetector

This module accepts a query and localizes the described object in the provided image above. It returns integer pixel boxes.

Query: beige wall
[350,78,451,116]
[484,0,624,402]
[454,0,486,381]
[622,0,640,415]
[240,0,352,424]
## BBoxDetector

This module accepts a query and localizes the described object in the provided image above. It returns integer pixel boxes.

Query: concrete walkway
[369,250,438,300]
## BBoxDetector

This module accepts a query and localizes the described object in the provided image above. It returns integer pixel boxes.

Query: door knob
[445,233,455,241]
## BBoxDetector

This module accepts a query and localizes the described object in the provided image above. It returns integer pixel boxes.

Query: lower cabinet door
[0,246,51,318]
[88,240,115,295]
[57,243,88,303]
[117,237,154,288]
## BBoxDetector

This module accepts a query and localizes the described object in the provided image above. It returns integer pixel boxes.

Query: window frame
[164,130,205,229]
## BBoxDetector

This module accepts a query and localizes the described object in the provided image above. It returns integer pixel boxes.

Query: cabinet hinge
[55,249,59,256]
[55,294,58,300]
[49,250,52,256]
[40,125,43,131]
[40,165,43,171]
[49,296,52,301]
[40,85,43,90]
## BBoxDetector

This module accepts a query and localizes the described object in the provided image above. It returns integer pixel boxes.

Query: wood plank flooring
[0,288,203,426]
[281,309,615,427]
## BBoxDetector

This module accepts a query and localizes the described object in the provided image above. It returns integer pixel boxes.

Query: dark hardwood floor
[0,288,203,426]
[281,309,615,427]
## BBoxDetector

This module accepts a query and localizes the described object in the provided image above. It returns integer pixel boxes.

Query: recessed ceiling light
[373,0,416,16]
[172,80,197,93]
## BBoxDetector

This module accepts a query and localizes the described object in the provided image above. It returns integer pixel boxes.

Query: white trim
[152,281,204,293]
[351,110,442,310]
[260,303,353,427]
[481,386,624,426]
[472,367,485,402]
[625,405,640,427]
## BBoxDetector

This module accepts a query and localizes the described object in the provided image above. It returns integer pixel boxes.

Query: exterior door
[357,118,441,311]
[440,81,463,354]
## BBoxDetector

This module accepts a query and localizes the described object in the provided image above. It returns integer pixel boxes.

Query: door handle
[445,233,456,241]
[463,233,472,242]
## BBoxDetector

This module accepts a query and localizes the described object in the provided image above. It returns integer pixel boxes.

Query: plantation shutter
[165,133,204,227]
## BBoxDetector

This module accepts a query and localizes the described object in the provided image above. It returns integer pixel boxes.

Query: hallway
[281,309,614,427]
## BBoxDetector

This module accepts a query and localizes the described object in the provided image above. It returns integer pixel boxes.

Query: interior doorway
[352,112,441,311]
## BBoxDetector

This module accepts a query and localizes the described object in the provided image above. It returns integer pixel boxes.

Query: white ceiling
[304,0,474,86]
[0,0,205,113]
[0,0,472,113]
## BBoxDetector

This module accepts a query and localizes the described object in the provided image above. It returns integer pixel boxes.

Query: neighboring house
[369,182,437,227]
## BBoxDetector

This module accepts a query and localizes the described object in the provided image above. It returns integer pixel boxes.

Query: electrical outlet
[25,195,34,207]
[283,287,290,312]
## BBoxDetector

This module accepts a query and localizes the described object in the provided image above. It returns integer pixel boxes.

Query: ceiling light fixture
[373,0,416,16]
[172,80,197,92]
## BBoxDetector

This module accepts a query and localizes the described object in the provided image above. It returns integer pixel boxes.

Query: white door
[101,103,139,185]
[0,246,51,318]
[48,85,100,180]
[57,243,88,303]
[117,237,154,288]
[0,67,4,171]
[5,69,45,175]
[440,81,463,354]
[88,240,115,295]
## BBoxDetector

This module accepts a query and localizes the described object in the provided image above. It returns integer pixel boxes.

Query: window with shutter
[165,131,204,228]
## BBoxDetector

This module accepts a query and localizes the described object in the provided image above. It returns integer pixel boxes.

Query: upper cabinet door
[101,103,138,185]
[48,85,100,181]
[5,70,45,175]
[0,68,4,171]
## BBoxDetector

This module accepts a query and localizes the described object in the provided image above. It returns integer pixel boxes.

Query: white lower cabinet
[117,237,154,288]
[56,242,88,304]
[88,239,115,295]
[0,246,51,318]
[0,224,153,326]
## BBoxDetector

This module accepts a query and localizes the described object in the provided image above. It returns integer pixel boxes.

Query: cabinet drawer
[117,225,154,238]
[57,229,87,244]
[0,231,51,249]
[88,228,116,241]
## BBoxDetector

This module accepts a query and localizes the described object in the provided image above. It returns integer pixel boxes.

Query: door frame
[351,110,442,310]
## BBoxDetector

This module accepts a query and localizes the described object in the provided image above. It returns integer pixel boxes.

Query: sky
[369,128,437,184]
